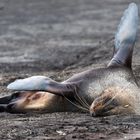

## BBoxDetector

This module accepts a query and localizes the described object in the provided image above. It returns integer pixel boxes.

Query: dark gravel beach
[0,0,140,139]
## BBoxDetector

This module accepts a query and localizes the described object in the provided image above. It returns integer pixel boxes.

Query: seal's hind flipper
[108,3,139,68]
[7,76,73,97]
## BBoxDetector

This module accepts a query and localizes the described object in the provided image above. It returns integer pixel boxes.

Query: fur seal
[1,3,140,116]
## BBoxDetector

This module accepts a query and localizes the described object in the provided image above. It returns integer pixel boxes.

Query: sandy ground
[0,0,140,139]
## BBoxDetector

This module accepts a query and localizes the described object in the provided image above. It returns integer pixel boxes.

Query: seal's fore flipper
[7,76,74,97]
[108,3,139,68]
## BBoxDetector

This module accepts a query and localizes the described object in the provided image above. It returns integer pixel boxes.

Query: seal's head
[90,87,135,116]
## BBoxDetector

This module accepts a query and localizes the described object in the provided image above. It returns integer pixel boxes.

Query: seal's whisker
[62,84,89,111]
[81,96,90,108]
[66,84,89,109]
[74,86,90,109]
[64,95,89,112]
[75,90,90,108]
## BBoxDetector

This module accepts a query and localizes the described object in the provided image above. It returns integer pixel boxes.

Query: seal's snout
[90,103,106,117]
[89,98,105,117]
[90,107,102,117]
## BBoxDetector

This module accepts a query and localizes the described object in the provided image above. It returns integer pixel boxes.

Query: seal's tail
[108,3,139,69]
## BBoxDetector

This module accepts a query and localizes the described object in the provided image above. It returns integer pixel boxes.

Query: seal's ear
[7,76,74,97]
[108,3,139,69]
